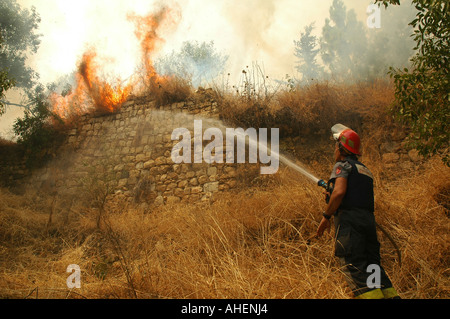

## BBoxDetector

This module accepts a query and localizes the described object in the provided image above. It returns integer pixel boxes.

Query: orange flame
[50,6,180,122]
[50,70,91,121]
[78,51,133,113]
[128,6,180,90]
[52,51,132,120]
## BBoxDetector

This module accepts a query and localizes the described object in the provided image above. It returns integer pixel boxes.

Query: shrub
[12,85,66,168]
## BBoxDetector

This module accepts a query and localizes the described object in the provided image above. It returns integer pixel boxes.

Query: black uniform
[329,156,399,299]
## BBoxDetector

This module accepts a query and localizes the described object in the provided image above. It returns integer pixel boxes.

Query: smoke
[221,0,277,59]
[13,0,336,87]
[289,0,416,83]
[0,0,418,136]
[154,40,229,88]
[366,1,416,69]
[17,0,172,85]
[11,0,417,86]
[49,4,181,120]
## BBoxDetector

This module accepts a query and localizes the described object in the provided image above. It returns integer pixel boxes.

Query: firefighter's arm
[325,177,347,216]
[317,177,347,237]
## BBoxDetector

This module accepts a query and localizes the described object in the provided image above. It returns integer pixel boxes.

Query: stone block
[198,175,209,184]
[144,160,155,169]
[207,166,217,176]
[203,182,219,193]
[154,195,164,206]
[191,186,202,194]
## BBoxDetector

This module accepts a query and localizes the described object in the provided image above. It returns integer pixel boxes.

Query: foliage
[375,0,450,165]
[147,75,192,108]
[293,23,324,83]
[155,41,228,87]
[0,0,41,90]
[320,0,368,81]
[12,84,64,167]
[364,2,416,79]
[0,55,15,114]
[295,0,414,83]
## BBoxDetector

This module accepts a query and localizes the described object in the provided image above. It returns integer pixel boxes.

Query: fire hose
[317,179,402,267]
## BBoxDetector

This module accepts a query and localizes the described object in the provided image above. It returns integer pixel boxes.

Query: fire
[51,50,133,120]
[50,5,180,122]
[128,6,180,91]
[50,70,92,121]
[78,51,133,113]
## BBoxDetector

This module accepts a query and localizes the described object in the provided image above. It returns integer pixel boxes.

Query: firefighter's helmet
[331,124,361,156]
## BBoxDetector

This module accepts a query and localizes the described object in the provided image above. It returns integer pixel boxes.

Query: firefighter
[316,124,400,299]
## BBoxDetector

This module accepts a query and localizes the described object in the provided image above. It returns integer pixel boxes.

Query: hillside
[0,80,449,299]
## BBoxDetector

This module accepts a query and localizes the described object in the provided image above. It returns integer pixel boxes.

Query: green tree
[320,0,368,81]
[0,37,15,114]
[365,2,416,80]
[375,0,449,165]
[0,0,41,89]
[155,40,228,87]
[0,69,15,114]
[13,84,64,167]
[293,23,324,82]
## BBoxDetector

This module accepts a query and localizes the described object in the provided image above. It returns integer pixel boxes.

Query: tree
[155,40,228,87]
[13,84,64,167]
[293,23,324,82]
[375,0,449,165]
[0,0,41,89]
[0,37,15,114]
[364,2,416,80]
[0,69,15,114]
[320,0,368,81]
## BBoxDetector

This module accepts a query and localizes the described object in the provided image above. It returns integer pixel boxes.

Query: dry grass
[0,81,449,299]
[136,73,192,108]
[217,79,395,138]
[0,169,342,299]
[0,158,448,299]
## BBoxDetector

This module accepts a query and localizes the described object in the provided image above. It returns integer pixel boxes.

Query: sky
[1,0,377,137]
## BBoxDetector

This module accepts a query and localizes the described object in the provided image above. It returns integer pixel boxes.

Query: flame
[50,71,91,121]
[52,51,133,120]
[128,6,180,90]
[78,51,133,113]
[50,6,180,122]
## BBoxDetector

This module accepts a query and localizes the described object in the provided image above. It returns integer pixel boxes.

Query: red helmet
[331,124,361,155]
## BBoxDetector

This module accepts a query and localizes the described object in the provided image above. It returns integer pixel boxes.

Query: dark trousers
[334,208,398,299]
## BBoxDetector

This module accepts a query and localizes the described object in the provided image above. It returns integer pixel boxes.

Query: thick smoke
[0,0,420,137]
[12,0,418,87]
[292,0,417,83]
[221,0,277,60]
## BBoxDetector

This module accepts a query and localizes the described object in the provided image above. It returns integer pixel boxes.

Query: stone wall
[25,94,238,206]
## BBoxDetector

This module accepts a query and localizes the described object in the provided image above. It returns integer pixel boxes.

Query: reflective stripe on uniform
[381,287,400,299]
[355,288,385,299]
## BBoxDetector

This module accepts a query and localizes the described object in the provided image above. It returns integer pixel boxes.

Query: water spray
[278,154,321,184]
[170,116,401,264]
[251,122,401,265]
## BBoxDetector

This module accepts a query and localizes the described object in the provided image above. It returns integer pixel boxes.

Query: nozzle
[317,179,328,189]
